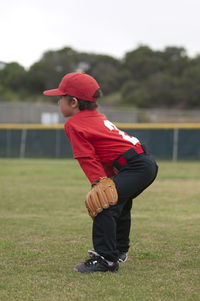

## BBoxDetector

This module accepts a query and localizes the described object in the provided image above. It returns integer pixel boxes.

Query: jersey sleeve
[77,157,107,183]
[65,122,107,183]
[65,123,95,158]
[101,161,117,178]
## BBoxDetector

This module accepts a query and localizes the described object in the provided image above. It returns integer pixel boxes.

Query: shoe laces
[84,255,101,267]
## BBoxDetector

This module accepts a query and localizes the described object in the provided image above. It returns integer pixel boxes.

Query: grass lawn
[0,159,200,301]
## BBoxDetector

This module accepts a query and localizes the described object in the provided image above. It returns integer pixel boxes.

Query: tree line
[0,45,200,108]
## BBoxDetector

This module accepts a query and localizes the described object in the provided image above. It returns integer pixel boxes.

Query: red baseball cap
[43,72,100,102]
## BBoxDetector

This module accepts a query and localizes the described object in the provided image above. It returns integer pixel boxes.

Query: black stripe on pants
[92,153,158,262]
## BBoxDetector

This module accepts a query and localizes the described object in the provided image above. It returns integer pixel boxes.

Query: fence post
[20,127,27,159]
[6,129,11,157]
[172,126,179,162]
[55,129,60,158]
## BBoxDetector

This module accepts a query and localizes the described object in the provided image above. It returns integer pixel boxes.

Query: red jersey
[64,109,143,183]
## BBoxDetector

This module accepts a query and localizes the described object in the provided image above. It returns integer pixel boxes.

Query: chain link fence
[0,124,200,160]
[1,102,200,124]
[0,102,199,160]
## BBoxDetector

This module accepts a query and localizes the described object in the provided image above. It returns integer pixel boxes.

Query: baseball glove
[85,177,118,219]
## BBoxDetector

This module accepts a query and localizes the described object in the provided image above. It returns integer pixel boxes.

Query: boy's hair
[67,88,102,111]
[77,99,98,111]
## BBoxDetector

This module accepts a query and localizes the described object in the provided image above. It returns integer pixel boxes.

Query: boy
[43,72,158,273]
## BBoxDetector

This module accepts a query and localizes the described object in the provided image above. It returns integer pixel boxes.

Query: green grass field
[0,159,200,301]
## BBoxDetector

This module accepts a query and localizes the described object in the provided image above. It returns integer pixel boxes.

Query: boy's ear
[72,97,78,107]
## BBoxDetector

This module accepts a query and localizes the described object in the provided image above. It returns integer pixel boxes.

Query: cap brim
[43,89,65,96]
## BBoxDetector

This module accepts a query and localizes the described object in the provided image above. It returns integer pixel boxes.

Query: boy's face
[58,96,79,117]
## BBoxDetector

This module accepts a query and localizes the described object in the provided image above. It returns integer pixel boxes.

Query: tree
[175,56,200,107]
[121,72,179,108]
[27,47,80,93]
[161,46,190,76]
[121,80,149,107]
[123,45,164,80]
[1,45,200,108]
[145,72,179,107]
[0,62,28,101]
[27,48,121,95]
[0,62,27,91]
[85,54,121,94]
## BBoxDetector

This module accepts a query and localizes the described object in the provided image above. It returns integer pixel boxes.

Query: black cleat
[118,252,128,263]
[74,255,119,273]
[88,249,127,263]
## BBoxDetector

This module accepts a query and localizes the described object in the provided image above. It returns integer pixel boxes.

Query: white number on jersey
[104,120,139,146]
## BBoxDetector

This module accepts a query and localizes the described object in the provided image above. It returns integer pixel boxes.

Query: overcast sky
[1,0,200,69]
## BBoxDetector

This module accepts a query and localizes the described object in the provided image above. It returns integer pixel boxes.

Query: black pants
[92,152,158,262]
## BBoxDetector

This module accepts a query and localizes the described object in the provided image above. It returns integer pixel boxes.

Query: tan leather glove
[85,177,118,219]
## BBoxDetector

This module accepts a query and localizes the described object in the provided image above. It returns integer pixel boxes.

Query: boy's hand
[85,177,118,219]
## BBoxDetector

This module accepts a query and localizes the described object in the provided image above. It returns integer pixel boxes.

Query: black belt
[114,145,147,171]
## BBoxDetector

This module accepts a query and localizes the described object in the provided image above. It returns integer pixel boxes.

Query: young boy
[43,72,158,273]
